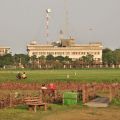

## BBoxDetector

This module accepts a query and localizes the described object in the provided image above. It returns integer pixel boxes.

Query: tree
[45,55,54,69]
[46,54,54,61]
[52,60,63,69]
[13,54,30,67]
[64,56,72,63]
[38,55,46,61]
[55,56,64,62]
[72,59,81,68]
[0,54,13,67]
[113,49,120,64]
[102,48,114,66]
[29,55,37,69]
[85,54,94,65]
[81,54,94,67]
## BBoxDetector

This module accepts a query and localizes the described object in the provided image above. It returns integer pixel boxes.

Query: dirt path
[42,107,120,120]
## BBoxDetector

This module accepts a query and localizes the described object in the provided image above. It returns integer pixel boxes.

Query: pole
[45,9,51,44]
[46,11,49,42]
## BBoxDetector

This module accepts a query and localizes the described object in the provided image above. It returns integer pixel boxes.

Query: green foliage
[55,56,65,62]
[38,55,45,61]
[1,47,120,69]
[81,54,94,65]
[46,54,54,61]
[13,54,30,66]
[102,48,114,65]
[0,54,13,67]
[64,56,72,62]
[102,48,120,65]
[111,98,120,106]
[52,61,63,69]
[113,49,120,64]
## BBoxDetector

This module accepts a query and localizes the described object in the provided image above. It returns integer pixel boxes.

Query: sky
[0,0,120,54]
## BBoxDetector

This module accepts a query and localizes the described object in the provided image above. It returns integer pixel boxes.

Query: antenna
[45,8,52,44]
[64,0,69,38]
[89,27,96,41]
[60,29,63,39]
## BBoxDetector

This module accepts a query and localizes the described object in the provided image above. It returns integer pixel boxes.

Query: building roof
[0,46,10,49]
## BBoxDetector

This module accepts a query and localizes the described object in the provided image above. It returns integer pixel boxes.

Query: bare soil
[42,107,120,120]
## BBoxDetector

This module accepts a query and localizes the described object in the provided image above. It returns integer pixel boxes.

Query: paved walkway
[84,97,109,107]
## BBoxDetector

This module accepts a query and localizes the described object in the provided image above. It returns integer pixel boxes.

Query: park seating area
[0,82,120,112]
[24,96,47,112]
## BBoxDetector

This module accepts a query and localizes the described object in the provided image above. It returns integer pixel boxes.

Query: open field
[0,105,120,120]
[0,69,120,83]
[0,69,120,120]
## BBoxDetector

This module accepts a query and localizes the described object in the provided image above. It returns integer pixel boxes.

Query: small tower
[45,8,52,44]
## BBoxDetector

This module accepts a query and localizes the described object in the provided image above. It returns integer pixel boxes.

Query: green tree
[55,56,64,62]
[0,54,13,67]
[113,49,120,64]
[46,54,54,61]
[102,48,114,66]
[13,54,30,67]
[53,60,63,69]
[86,54,94,65]
[72,59,81,68]
[64,56,72,63]
[81,54,94,67]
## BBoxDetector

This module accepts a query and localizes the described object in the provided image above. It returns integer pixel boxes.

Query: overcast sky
[0,0,120,54]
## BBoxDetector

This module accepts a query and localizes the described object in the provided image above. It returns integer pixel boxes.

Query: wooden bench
[24,97,47,112]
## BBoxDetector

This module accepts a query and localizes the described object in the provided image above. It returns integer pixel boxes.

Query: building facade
[27,39,103,62]
[0,46,10,56]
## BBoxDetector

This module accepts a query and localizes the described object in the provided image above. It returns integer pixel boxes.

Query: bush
[111,98,120,106]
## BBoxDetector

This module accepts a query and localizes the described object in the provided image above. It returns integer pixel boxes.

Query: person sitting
[41,84,47,90]
[40,84,48,102]
[16,72,22,80]
[21,72,27,79]
[48,83,56,97]
[41,84,47,94]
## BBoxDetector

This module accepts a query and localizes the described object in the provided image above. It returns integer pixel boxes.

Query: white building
[27,38,103,62]
[0,46,10,56]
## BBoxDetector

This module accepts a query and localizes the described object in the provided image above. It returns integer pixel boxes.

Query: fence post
[109,85,112,102]
[82,85,87,103]
[9,93,12,107]
[92,83,96,98]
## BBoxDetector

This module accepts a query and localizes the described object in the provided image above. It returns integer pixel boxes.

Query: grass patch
[0,104,83,120]
[0,69,120,83]
[111,98,120,106]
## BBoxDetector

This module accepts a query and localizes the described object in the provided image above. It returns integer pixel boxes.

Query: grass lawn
[0,69,120,120]
[0,104,120,120]
[0,69,120,83]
